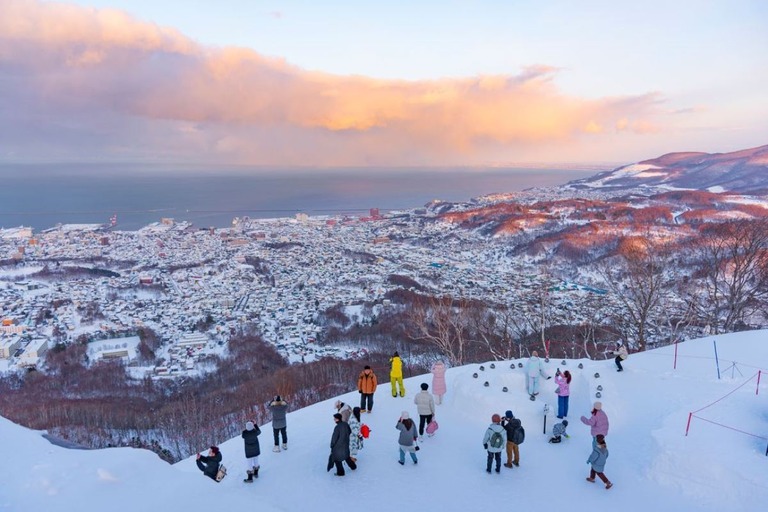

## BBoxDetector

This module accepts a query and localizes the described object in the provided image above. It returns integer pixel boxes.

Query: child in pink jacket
[554,369,571,419]
[580,401,609,447]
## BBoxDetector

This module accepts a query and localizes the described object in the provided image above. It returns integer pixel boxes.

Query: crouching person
[196,446,222,482]
[549,419,569,443]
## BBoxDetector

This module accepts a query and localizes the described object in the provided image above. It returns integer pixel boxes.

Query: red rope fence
[684,370,767,455]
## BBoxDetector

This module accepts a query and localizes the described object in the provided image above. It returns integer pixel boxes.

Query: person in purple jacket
[554,369,571,419]
[580,401,609,448]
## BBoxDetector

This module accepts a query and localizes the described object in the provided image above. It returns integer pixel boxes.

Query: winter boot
[586,477,595,483]
[605,482,613,490]
[282,443,288,450]
[253,466,259,478]
[243,470,253,483]
[273,445,280,453]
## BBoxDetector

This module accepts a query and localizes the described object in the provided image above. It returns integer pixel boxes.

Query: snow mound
[1,331,767,511]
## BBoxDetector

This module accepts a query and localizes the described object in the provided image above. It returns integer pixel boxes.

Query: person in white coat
[614,343,628,372]
[413,383,436,438]
[526,351,550,397]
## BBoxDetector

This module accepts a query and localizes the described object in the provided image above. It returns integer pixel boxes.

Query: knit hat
[274,395,281,402]
[562,420,568,426]
[492,413,501,423]
[505,410,514,419]
[333,413,342,421]
[594,401,602,410]
[245,421,255,431]
[420,383,428,390]
[401,411,409,420]
[364,365,371,370]
[210,446,219,454]
[334,400,341,409]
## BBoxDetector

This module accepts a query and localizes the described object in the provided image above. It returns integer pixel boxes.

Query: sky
[0,0,766,166]
[2,330,767,511]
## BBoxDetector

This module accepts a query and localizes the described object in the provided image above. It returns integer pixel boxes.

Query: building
[0,337,21,359]
[177,333,208,349]
[20,337,49,364]
[88,336,140,363]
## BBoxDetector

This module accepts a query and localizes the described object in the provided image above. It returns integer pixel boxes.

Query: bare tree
[405,294,472,366]
[696,219,768,333]
[597,238,668,351]
[468,304,519,360]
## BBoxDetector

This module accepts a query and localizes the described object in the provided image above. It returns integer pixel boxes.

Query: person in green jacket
[390,351,405,397]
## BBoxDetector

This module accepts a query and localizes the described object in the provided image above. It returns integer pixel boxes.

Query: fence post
[714,340,721,380]
[685,412,693,436]
[757,370,762,396]
[673,339,678,370]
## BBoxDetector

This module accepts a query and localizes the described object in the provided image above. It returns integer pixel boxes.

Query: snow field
[1,331,767,511]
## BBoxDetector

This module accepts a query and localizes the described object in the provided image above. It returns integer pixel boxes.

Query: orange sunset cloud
[0,0,666,165]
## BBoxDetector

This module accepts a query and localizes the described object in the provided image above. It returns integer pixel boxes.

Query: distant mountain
[569,144,768,193]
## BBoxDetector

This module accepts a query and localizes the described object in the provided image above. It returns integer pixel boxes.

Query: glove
[564,434,570,438]
[358,390,362,394]
[484,443,488,450]
[547,376,552,380]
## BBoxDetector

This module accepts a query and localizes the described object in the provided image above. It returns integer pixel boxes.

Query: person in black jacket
[242,421,261,482]
[196,446,222,481]
[501,410,523,468]
[328,413,357,476]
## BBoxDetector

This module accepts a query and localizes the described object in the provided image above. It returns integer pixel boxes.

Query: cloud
[0,0,667,165]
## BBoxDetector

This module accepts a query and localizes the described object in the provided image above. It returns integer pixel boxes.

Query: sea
[0,164,596,231]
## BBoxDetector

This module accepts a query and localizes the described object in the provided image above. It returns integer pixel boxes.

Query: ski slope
[1,331,767,512]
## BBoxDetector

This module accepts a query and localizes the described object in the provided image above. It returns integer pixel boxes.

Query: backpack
[360,424,371,439]
[512,425,525,445]
[489,429,504,449]
[215,464,227,482]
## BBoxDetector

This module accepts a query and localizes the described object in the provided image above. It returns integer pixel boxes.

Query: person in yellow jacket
[390,351,405,397]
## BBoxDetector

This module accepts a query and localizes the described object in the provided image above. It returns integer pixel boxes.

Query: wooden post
[714,340,721,380]
[685,412,693,436]
[673,339,678,370]
[757,370,762,396]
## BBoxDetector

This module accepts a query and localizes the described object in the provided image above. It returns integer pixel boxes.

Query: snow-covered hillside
[2,331,767,512]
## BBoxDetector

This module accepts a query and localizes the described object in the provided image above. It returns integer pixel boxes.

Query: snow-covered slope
[2,331,767,512]
[570,144,768,192]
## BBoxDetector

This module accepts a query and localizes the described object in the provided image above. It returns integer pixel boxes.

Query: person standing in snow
[348,406,363,462]
[431,360,447,405]
[242,421,261,482]
[357,365,378,413]
[414,382,436,438]
[483,413,507,473]
[196,446,222,482]
[390,351,405,397]
[269,396,288,452]
[335,400,352,422]
[396,411,419,465]
[328,413,357,476]
[580,401,609,447]
[501,410,523,468]
[614,343,629,372]
[526,351,551,398]
[549,419,569,444]
[586,434,612,489]
[554,369,572,419]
